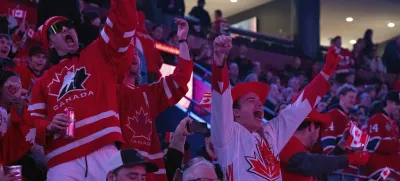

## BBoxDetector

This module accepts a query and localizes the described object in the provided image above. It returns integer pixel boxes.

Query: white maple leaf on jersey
[25,128,36,144]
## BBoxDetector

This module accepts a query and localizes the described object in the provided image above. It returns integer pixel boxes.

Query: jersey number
[370,124,378,133]
[329,122,334,131]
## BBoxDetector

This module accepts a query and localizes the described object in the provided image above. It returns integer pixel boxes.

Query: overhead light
[350,40,356,44]
[346,17,353,22]
[388,22,395,28]
[230,0,237,2]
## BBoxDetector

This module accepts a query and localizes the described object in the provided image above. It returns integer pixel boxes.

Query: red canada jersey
[366,113,400,155]
[28,0,138,168]
[118,58,193,181]
[335,48,353,74]
[280,137,313,181]
[321,108,349,153]
[320,108,358,174]
[0,107,34,166]
[12,64,38,91]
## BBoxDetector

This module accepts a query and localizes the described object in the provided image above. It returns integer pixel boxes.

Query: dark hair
[364,85,376,94]
[29,46,47,57]
[364,29,373,40]
[233,99,240,109]
[0,70,19,89]
[151,24,162,32]
[84,11,100,24]
[337,84,357,97]
[297,121,320,131]
[215,10,223,17]
[269,76,280,85]
[331,36,341,43]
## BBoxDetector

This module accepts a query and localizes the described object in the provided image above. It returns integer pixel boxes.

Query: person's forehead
[120,164,146,173]
[240,92,260,101]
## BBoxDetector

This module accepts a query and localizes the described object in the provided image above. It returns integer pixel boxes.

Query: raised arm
[98,0,138,63]
[263,46,342,153]
[146,19,194,116]
[210,36,234,149]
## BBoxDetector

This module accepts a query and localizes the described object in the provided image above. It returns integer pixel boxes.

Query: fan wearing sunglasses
[28,0,138,180]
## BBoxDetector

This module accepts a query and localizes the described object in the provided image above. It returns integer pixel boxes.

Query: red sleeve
[279,137,306,164]
[366,115,399,154]
[96,0,138,83]
[27,78,50,146]
[148,58,194,117]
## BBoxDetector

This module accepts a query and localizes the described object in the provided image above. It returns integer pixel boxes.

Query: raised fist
[322,46,343,76]
[213,35,232,66]
[175,18,189,41]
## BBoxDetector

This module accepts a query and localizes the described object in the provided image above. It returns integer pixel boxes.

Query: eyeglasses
[48,20,75,35]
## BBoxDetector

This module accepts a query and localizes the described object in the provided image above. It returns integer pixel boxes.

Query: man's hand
[322,46,343,76]
[174,117,193,137]
[175,18,189,41]
[337,127,349,151]
[213,35,232,66]
[346,151,370,166]
[0,172,22,181]
[47,113,70,134]
[170,117,193,153]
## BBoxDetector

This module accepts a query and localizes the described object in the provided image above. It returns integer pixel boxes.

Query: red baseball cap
[304,109,332,129]
[231,82,270,104]
[37,16,69,49]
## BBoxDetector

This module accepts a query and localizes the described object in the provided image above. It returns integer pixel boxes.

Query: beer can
[64,107,75,139]
[4,165,22,177]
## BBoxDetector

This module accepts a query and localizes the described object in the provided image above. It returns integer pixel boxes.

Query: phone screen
[187,122,209,134]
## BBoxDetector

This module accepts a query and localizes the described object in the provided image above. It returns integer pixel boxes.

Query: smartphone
[187,122,209,134]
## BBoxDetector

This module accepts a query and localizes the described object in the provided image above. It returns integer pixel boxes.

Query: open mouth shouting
[253,110,263,122]
[63,34,76,47]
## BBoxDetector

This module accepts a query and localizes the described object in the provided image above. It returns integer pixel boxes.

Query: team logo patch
[385,124,391,131]
[245,138,280,180]
[47,66,91,100]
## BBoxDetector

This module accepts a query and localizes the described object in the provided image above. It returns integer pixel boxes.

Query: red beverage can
[64,107,75,139]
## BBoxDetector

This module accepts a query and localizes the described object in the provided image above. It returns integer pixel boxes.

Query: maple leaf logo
[47,66,90,101]
[245,138,281,180]
[126,107,152,141]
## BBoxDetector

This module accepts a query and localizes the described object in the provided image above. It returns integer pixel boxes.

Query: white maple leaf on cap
[25,128,36,144]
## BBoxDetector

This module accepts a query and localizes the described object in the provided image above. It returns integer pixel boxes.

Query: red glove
[346,151,370,166]
[321,46,343,76]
